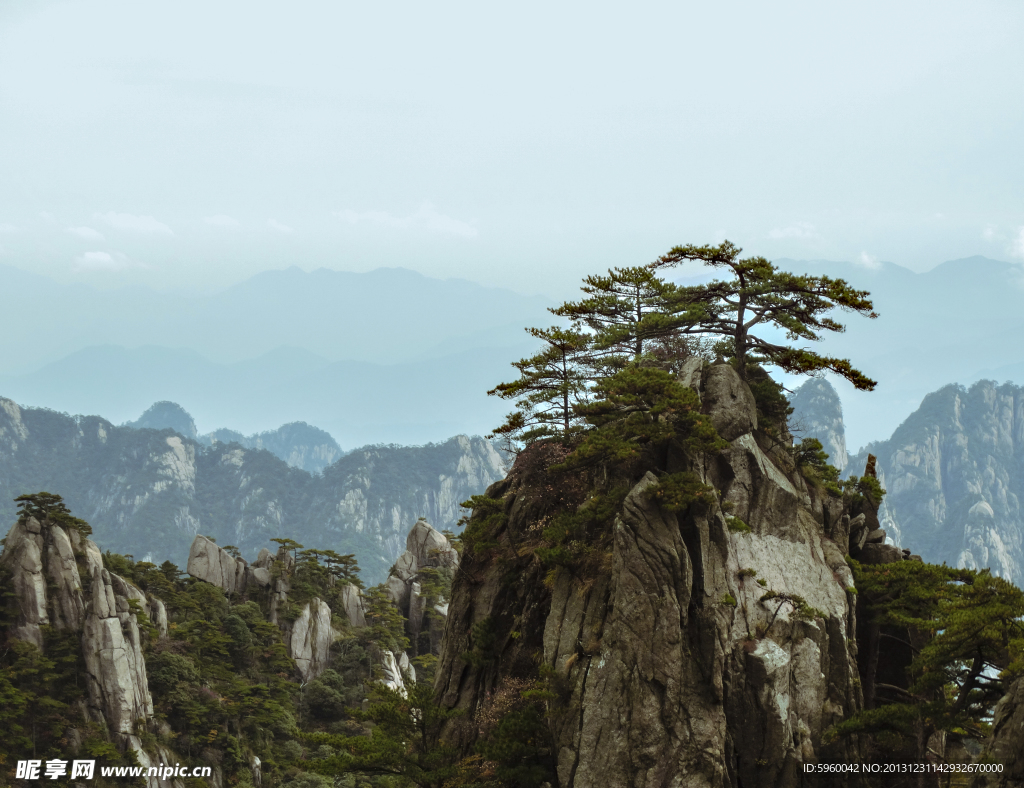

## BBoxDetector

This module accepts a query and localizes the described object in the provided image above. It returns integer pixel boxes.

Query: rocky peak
[434,365,896,785]
[126,401,199,440]
[789,377,849,472]
[0,514,175,783]
[848,379,1024,582]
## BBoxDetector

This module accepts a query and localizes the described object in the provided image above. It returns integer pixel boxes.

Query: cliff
[0,396,504,584]
[435,363,887,786]
[848,380,1024,583]
[0,511,177,787]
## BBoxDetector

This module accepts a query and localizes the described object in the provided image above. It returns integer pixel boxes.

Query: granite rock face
[848,380,1024,583]
[435,369,883,787]
[789,377,849,472]
[0,516,175,786]
[385,520,458,657]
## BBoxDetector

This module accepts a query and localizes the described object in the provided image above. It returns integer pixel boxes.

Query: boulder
[703,362,758,441]
[864,528,887,544]
[407,519,459,570]
[187,535,249,595]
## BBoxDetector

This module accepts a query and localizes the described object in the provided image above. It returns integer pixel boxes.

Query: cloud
[268,219,294,234]
[1012,228,1024,260]
[96,211,173,234]
[73,250,134,271]
[204,214,239,227]
[856,251,882,270]
[67,226,105,241]
[38,211,56,223]
[982,225,997,242]
[768,221,816,240]
[335,203,479,238]
[0,223,16,233]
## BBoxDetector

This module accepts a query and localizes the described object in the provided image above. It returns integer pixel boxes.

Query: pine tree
[651,240,878,388]
[305,680,463,788]
[552,265,708,365]
[487,325,592,449]
[828,560,1024,762]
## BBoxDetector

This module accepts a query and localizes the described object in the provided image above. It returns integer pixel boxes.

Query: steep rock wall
[435,364,871,787]
[848,380,1024,582]
[0,516,177,787]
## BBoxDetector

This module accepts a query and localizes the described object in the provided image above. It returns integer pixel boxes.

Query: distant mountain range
[0,396,505,584]
[0,342,533,447]
[4,256,1024,450]
[0,264,552,371]
[0,264,549,445]
[126,400,343,474]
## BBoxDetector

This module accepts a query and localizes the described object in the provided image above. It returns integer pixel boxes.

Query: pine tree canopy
[651,240,879,389]
[550,266,711,364]
[488,241,879,453]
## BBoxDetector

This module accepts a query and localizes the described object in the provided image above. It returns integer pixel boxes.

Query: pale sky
[1,0,1022,298]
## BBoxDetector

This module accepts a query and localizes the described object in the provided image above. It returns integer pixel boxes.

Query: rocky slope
[435,363,903,786]
[0,397,503,583]
[789,378,849,472]
[184,519,458,680]
[0,508,457,784]
[848,380,1024,583]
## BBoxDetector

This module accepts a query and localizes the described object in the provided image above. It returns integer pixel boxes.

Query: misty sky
[1,0,1022,299]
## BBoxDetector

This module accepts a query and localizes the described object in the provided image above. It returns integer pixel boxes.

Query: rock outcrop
[290,597,334,681]
[187,534,271,592]
[789,377,849,472]
[185,536,343,681]
[436,363,876,786]
[386,519,458,657]
[0,515,175,787]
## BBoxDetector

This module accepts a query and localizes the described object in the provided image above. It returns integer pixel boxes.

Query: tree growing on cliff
[828,560,1024,762]
[487,325,592,449]
[551,266,710,365]
[651,241,878,389]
